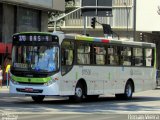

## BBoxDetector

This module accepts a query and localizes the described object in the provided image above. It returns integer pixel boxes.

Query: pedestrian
[0,65,3,87]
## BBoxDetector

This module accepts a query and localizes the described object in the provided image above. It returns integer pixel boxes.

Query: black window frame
[74,40,155,68]
[61,39,75,76]
[76,41,92,65]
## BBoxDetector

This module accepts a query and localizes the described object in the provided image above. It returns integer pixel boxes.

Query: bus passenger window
[94,46,106,65]
[145,48,153,67]
[133,48,143,66]
[120,47,131,66]
[77,44,90,65]
[108,46,119,65]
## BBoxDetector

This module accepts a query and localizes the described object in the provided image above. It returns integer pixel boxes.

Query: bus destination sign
[17,35,53,42]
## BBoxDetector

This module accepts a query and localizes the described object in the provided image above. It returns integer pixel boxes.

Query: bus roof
[65,34,156,48]
[13,32,53,36]
[13,32,156,48]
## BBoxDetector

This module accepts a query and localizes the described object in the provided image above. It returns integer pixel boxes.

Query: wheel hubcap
[126,84,132,97]
[75,87,82,98]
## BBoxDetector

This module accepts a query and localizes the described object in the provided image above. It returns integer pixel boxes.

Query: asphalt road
[1,88,160,120]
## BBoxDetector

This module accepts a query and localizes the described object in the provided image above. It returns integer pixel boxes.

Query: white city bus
[10,32,156,102]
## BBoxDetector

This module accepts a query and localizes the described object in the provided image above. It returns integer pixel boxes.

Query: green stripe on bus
[76,36,94,41]
[14,32,52,35]
[76,72,78,80]
[108,72,111,80]
[11,75,51,83]
[154,48,157,69]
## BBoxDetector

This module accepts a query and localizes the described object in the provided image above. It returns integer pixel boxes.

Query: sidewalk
[0,86,9,93]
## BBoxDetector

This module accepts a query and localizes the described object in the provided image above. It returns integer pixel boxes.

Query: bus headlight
[11,78,19,85]
[44,79,56,86]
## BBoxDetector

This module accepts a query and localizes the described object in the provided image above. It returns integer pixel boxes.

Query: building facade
[49,0,160,67]
[49,0,134,39]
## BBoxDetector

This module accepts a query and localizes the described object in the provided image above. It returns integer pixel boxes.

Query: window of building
[16,7,41,32]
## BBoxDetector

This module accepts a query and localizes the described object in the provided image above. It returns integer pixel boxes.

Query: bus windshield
[12,45,59,72]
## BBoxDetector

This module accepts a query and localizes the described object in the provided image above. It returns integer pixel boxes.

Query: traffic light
[140,33,144,41]
[91,17,96,29]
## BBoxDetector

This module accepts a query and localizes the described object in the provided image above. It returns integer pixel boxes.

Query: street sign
[81,0,112,17]
[5,65,11,73]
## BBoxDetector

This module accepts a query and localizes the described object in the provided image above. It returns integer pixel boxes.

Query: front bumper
[9,81,59,96]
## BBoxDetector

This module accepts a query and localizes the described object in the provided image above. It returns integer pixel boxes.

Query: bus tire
[31,95,45,102]
[69,83,84,103]
[124,81,133,99]
[115,81,133,100]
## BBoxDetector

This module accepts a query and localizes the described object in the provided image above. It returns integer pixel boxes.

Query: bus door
[61,40,74,95]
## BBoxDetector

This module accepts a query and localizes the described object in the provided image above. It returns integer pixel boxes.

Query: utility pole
[83,16,87,35]
[124,2,129,39]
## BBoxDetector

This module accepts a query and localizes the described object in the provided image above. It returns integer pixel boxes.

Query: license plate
[25,88,33,92]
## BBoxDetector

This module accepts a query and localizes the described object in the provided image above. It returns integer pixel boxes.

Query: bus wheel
[70,83,84,103]
[31,95,45,102]
[115,81,133,100]
[124,81,133,99]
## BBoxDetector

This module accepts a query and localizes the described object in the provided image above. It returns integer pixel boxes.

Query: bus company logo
[28,78,31,82]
